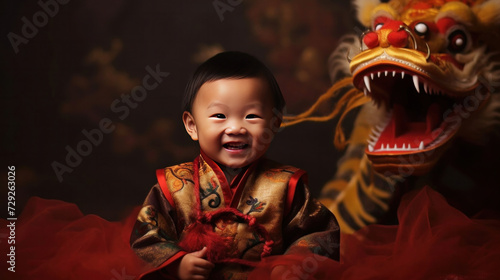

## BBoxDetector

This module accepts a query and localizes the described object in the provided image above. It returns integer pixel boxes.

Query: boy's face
[183,77,280,169]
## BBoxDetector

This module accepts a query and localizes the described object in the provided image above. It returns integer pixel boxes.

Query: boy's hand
[178,247,214,280]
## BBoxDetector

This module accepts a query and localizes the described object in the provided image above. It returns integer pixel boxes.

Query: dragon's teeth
[370,141,423,152]
[364,76,372,92]
[412,75,420,93]
[377,71,381,78]
[385,71,388,76]
[423,83,428,93]
[401,71,405,79]
[371,73,375,80]
[392,71,396,77]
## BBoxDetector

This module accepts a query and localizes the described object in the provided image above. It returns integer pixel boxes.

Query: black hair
[182,51,285,114]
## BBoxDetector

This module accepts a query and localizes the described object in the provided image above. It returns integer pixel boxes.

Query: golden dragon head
[347,0,500,175]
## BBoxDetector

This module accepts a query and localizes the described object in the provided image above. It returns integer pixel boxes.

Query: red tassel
[178,208,276,265]
[178,221,232,263]
[261,240,274,258]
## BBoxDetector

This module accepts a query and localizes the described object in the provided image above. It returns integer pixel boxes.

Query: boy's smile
[183,77,279,169]
[223,142,248,151]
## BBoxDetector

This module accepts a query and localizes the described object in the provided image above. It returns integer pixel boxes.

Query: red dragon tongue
[375,102,445,151]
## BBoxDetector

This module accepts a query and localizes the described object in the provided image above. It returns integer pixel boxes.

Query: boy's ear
[271,110,283,133]
[182,111,198,141]
[273,116,282,133]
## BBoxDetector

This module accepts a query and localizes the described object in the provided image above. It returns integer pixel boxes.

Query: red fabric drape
[0,197,151,280]
[249,187,500,280]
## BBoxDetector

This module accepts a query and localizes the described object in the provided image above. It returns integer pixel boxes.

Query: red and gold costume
[130,152,340,280]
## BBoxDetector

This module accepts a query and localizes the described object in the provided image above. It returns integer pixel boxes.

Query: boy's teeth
[224,143,247,149]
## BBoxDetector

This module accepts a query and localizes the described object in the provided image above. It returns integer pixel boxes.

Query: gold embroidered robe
[130,153,340,279]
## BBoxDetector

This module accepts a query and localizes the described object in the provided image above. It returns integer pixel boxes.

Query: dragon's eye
[372,16,391,31]
[447,28,469,54]
[414,22,429,37]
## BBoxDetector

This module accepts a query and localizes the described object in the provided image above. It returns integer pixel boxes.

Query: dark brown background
[1,0,359,220]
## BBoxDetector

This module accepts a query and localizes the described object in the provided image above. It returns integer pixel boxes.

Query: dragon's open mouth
[347,45,491,175]
[356,66,462,156]
[355,66,459,154]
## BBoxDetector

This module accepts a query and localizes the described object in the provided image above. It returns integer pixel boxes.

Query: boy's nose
[225,124,247,135]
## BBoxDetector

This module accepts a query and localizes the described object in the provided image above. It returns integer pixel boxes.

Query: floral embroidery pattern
[167,163,194,193]
[240,232,265,258]
[200,177,221,208]
[134,206,170,241]
[246,196,266,215]
[146,207,159,226]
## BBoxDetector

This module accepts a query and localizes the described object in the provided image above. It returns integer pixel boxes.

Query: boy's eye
[211,114,226,119]
[246,114,261,119]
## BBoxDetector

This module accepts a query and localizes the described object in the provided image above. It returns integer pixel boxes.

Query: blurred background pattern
[1,0,357,220]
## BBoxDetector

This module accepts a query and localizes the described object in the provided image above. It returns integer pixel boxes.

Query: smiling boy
[183,76,279,181]
[130,51,340,280]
